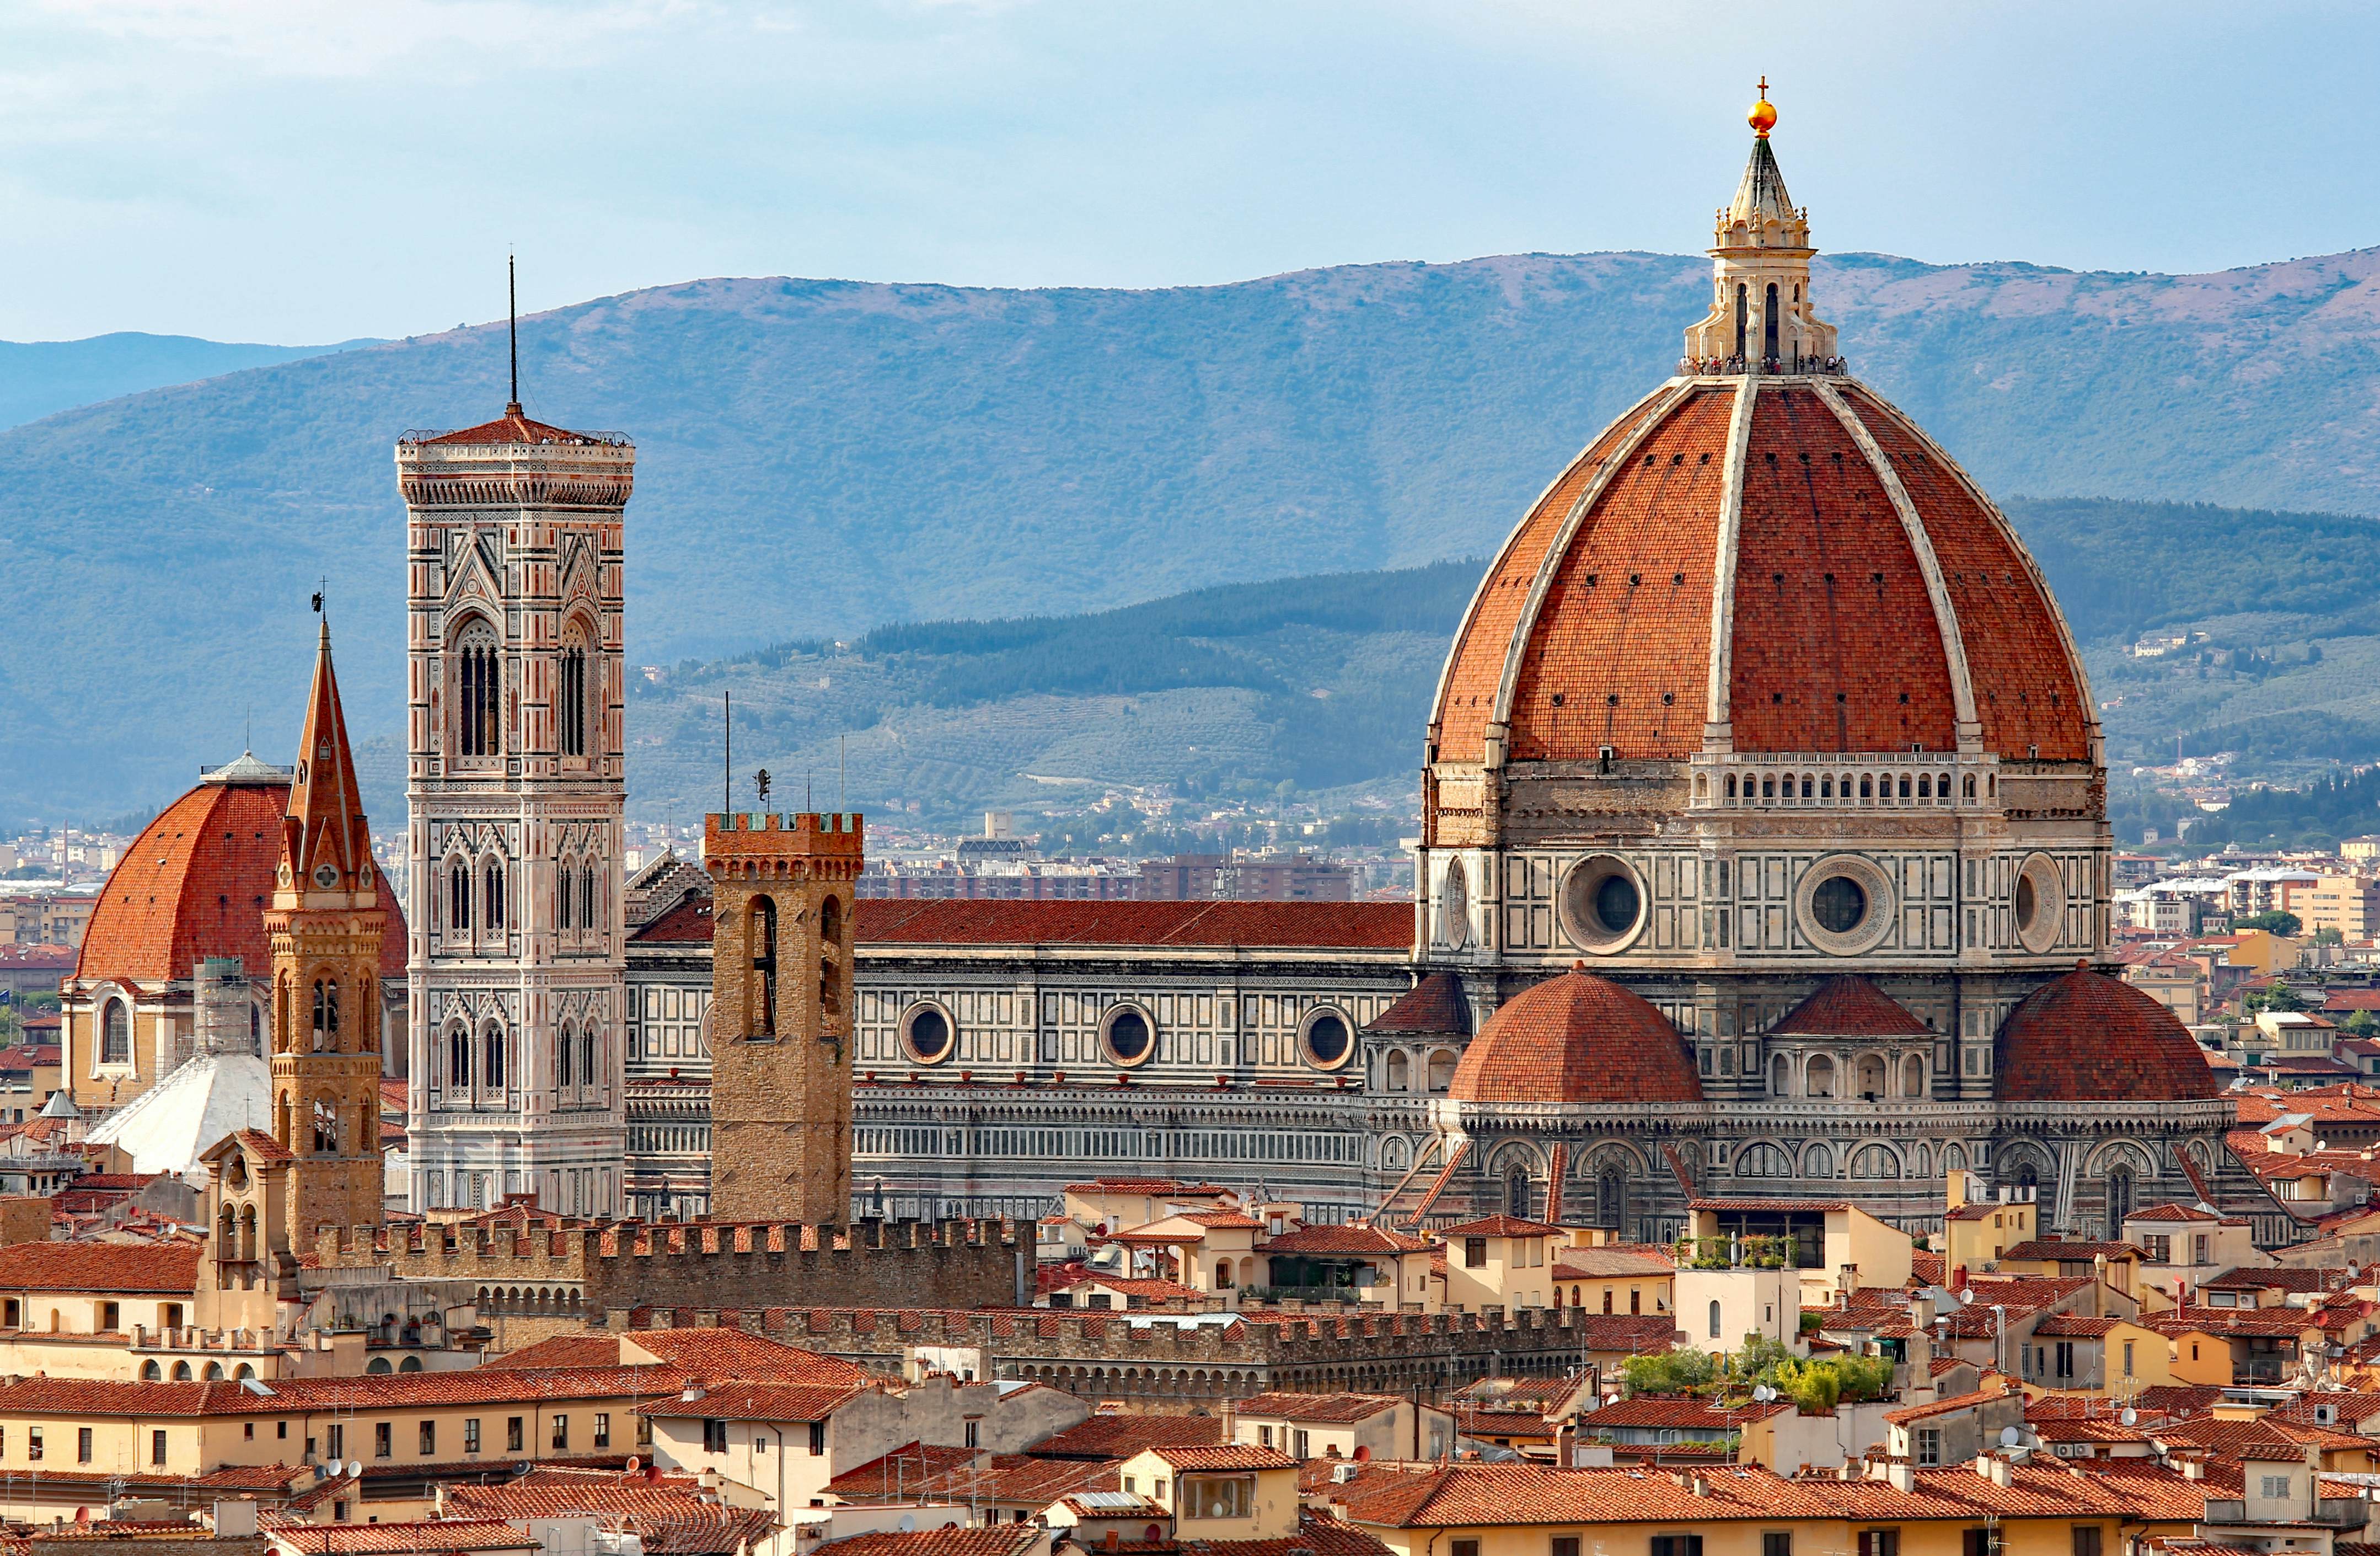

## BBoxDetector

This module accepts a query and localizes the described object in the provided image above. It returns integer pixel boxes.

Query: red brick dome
[1430,378,2092,766]
[1993,967,2219,1103]
[77,763,405,985]
[1446,967,1702,1104]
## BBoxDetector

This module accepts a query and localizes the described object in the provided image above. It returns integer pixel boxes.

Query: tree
[2316,926,2345,947]
[1620,1346,1718,1395]
[2345,1010,2380,1039]
[2234,910,2303,937]
[2244,982,2309,1015]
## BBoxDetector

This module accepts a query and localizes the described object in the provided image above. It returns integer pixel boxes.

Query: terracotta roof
[2127,1202,2229,1224]
[833,1452,1117,1507]
[1432,379,2087,767]
[814,1531,1042,1556]
[2201,1265,2352,1292]
[1234,1392,1403,1424]
[444,1468,774,1554]
[1146,1444,1297,1471]
[1881,1386,2010,1425]
[0,1239,200,1294]
[1258,1225,1431,1255]
[854,900,1409,950]
[1435,1215,1567,1238]
[262,1521,535,1554]
[1995,968,2221,1103]
[481,1335,626,1371]
[2028,1314,2124,1336]
[631,892,713,944]
[824,1442,983,1498]
[1361,974,1471,1037]
[1581,1397,1785,1430]
[637,1379,863,1422]
[1767,976,1932,1038]
[77,775,405,985]
[415,408,618,447]
[0,1366,681,1418]
[1182,1512,1390,1556]
[2000,1239,2142,1262]
[1552,1247,1674,1279]
[1446,970,1700,1105]
[1687,1196,1852,1213]
[1028,1414,1225,1461]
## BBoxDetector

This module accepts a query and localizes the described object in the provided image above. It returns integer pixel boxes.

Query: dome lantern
[1684,83,1839,373]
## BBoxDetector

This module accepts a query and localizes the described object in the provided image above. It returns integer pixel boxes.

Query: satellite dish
[1998,1426,2022,1447]
[1751,1386,1775,1402]
[2120,1409,2137,1426]
[897,1516,917,1533]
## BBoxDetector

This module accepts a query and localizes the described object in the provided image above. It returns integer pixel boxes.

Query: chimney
[1220,1400,1236,1443]
[1885,1461,1913,1493]
[2179,1455,2204,1482]
[1105,1533,1118,1552]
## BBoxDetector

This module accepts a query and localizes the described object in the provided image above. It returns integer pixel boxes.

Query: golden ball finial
[1749,76,1776,137]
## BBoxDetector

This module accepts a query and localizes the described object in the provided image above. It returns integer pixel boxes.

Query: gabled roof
[1234,1392,1403,1425]
[1027,1413,1224,1461]
[0,1239,201,1295]
[1436,1215,1566,1239]
[415,407,620,448]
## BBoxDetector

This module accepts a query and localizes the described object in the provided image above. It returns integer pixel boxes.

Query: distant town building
[1137,852,1356,902]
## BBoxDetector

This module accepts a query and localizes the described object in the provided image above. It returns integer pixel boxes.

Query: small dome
[77,777,405,986]
[1994,967,2219,1103]
[1447,968,1702,1105]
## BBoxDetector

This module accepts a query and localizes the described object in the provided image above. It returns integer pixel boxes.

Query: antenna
[507,254,520,413]
[722,691,732,817]
[839,734,846,814]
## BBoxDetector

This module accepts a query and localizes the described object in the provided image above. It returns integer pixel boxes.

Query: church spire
[1681,82,1841,373]
[279,619,373,907]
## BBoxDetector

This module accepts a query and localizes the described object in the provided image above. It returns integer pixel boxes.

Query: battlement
[615,1302,1673,1405]
[704,812,865,876]
[314,1217,1016,1313]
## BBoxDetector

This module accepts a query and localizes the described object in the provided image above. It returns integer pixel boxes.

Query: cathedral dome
[77,760,406,986]
[1446,967,1702,1104]
[1993,967,2220,1103]
[1430,374,2092,769]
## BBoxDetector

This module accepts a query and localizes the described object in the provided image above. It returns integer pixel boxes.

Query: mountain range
[9,244,2380,824]
[0,333,367,432]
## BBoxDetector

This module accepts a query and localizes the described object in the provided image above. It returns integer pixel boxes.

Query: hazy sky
[4,1,2374,344]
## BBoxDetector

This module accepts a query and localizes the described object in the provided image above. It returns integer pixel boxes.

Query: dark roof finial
[507,253,521,416]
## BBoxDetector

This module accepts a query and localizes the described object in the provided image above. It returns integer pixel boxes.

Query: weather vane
[755,769,771,810]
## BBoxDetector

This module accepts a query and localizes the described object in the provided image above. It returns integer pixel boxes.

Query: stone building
[704,810,864,1222]
[397,401,632,1218]
[613,97,2275,1249]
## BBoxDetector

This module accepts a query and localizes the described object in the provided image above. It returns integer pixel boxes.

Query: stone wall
[618,1304,1679,1408]
[314,1217,1020,1314]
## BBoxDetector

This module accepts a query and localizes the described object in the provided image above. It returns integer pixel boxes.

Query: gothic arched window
[2105,1167,2135,1239]
[581,869,598,934]
[311,1097,339,1154]
[311,980,339,1052]
[581,1026,598,1090]
[449,1025,470,1088]
[449,860,470,935]
[485,861,506,933]
[1504,1169,1531,1219]
[557,1022,575,1088]
[1763,281,1779,360]
[101,999,131,1066]
[749,896,779,1039]
[483,1024,506,1092]
[558,628,589,758]
[455,622,501,759]
[821,894,844,948]
[558,861,575,932]
[1597,1169,1625,1231]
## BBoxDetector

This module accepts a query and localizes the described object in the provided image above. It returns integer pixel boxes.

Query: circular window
[1558,855,1646,954]
[2013,853,2065,954]
[900,1002,955,1065]
[1101,1006,1155,1067]
[1810,874,1867,934]
[1300,1009,1354,1071]
[1794,855,1896,956]
[1437,859,1471,949]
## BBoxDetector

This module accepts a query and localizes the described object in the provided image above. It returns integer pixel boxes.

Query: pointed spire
[1729,136,1796,229]
[1679,80,1840,375]
[281,621,373,904]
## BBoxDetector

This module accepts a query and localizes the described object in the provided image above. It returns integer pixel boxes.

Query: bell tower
[267,623,388,1242]
[703,810,863,1222]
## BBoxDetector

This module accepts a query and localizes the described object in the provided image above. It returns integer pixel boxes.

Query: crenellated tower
[704,811,864,1222]
[267,623,389,1242]
[398,400,633,1217]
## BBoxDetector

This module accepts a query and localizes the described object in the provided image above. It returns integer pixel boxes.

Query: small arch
[365,1357,393,1375]
[141,1361,162,1381]
[1725,774,1738,799]
[1900,1054,1925,1098]
[399,1356,423,1373]
[203,1361,224,1381]
[1386,1051,1410,1092]
[1804,1055,1836,1098]
[1426,1049,1457,1093]
[1963,773,1978,799]
[171,1361,192,1381]
[1917,774,1932,798]
[1855,1054,1886,1100]
[1770,1052,1791,1095]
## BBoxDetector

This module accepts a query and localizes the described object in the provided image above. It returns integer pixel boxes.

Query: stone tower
[398,404,632,1217]
[704,811,864,1222]
[267,623,388,1241]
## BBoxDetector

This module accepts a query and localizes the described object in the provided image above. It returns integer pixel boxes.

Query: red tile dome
[77,764,405,986]
[1446,967,1702,1105]
[1430,377,2092,768]
[1993,967,2219,1103]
